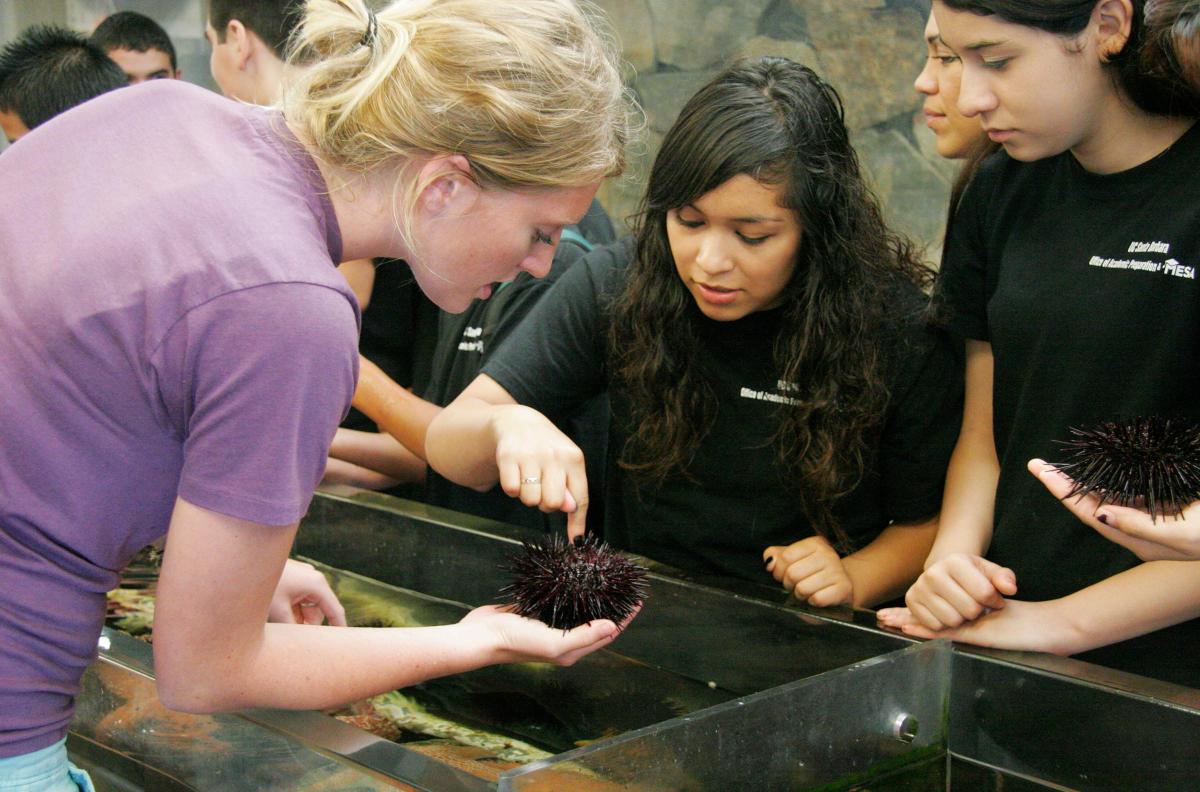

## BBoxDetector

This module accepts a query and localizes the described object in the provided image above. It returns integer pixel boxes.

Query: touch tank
[75,487,1200,790]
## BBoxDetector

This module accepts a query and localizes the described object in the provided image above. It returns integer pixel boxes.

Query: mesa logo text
[1087,240,1194,280]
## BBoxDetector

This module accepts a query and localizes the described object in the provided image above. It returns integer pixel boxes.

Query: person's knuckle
[810,590,836,608]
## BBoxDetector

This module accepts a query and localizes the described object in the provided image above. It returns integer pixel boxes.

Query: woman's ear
[1094,0,1134,61]
[415,154,480,217]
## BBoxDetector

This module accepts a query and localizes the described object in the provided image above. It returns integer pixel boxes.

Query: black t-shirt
[575,198,617,247]
[421,237,608,532]
[483,237,963,584]
[938,121,1200,685]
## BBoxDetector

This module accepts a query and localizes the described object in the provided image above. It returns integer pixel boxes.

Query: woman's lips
[697,283,739,305]
[986,128,1014,142]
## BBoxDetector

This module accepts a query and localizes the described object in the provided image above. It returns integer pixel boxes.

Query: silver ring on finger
[299,600,318,608]
[521,476,541,485]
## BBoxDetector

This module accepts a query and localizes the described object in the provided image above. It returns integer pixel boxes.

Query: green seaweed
[105,588,156,638]
[368,690,552,764]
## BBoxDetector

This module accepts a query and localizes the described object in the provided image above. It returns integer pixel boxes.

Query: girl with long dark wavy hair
[428,56,963,608]
[877,0,1200,688]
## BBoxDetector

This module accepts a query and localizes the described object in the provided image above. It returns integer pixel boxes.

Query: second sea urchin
[1055,415,1200,519]
[500,535,648,631]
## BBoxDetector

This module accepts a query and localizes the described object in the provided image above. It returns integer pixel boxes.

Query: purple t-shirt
[0,81,359,756]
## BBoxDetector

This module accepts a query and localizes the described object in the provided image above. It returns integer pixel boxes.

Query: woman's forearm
[329,429,426,483]
[153,502,500,711]
[322,457,404,490]
[153,498,618,714]
[1047,560,1200,656]
[426,375,525,490]
[162,619,505,713]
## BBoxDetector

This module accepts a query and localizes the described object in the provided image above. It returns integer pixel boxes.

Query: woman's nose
[522,243,555,278]
[957,66,997,118]
[914,58,937,96]
[695,232,733,273]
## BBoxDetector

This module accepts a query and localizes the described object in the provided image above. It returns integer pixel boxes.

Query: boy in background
[90,11,181,84]
[205,0,304,105]
[0,24,126,143]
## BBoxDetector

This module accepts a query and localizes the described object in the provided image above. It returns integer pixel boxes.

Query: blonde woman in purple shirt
[0,0,636,787]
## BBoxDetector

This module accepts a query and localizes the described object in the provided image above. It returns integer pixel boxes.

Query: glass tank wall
[75,490,1200,790]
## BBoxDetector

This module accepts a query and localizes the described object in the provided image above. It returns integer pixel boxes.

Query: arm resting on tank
[327,427,425,485]
[322,456,404,490]
[879,559,1200,656]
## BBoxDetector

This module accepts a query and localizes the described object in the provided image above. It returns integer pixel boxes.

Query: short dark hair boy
[207,0,305,60]
[205,0,305,104]
[91,11,180,83]
[0,24,126,142]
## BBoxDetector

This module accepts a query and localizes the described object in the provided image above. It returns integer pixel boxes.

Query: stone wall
[593,0,957,264]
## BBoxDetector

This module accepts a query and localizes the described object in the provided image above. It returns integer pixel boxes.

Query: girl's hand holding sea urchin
[1030,459,1200,562]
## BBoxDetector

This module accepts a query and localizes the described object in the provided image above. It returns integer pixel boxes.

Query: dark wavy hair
[608,56,931,543]
[940,0,1200,116]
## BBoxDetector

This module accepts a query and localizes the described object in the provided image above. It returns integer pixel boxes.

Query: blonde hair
[283,0,634,239]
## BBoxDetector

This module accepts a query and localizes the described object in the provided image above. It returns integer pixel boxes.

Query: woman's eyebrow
[965,38,1007,51]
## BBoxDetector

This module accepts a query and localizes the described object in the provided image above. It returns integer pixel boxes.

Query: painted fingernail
[1097,513,1109,525]
[573,535,584,547]
[764,556,774,569]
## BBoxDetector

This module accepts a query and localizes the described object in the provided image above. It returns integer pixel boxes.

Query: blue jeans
[0,738,94,792]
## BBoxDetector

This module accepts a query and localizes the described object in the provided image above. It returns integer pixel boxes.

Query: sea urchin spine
[500,535,648,631]
[1055,415,1200,519]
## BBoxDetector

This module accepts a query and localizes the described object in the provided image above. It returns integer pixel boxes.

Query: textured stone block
[648,0,775,70]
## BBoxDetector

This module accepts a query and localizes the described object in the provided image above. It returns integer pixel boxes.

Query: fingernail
[764,556,774,569]
[1097,513,1109,525]
[573,536,584,547]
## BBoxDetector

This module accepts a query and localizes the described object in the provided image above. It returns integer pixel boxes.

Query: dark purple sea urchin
[500,535,648,631]
[1055,416,1200,519]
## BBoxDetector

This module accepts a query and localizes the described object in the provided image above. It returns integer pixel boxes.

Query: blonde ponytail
[283,0,635,230]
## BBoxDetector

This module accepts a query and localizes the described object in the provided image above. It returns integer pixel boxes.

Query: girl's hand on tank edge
[764,536,853,608]
[268,558,347,626]
[899,553,1016,631]
[1029,458,1200,561]
[876,599,1073,655]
